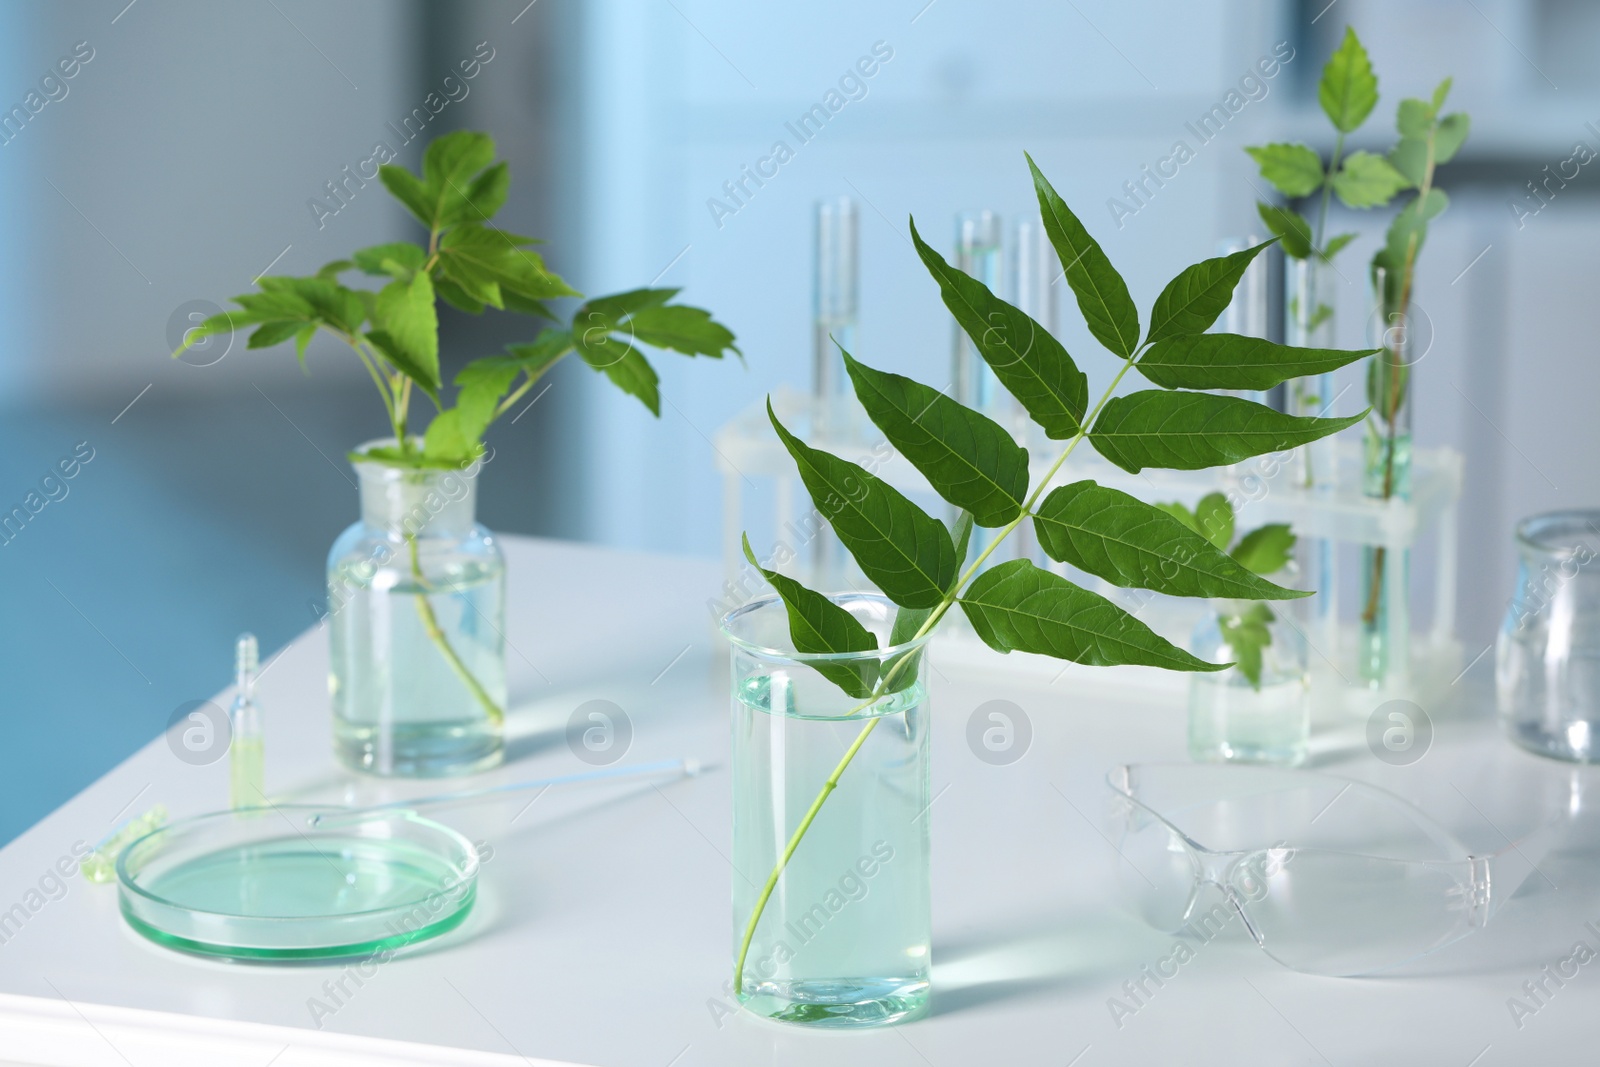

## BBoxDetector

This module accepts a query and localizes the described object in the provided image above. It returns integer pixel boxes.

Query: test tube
[813,197,859,400]
[1011,217,1058,569]
[810,197,859,589]
[951,211,1003,412]
[1011,217,1059,338]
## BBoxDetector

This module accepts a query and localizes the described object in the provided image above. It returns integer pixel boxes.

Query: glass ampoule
[229,633,265,808]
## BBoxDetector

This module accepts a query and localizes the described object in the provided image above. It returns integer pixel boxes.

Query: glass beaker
[1188,594,1311,767]
[1497,510,1600,761]
[723,593,932,1027]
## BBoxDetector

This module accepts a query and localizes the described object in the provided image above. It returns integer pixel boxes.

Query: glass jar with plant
[1361,80,1469,686]
[725,154,1377,1025]
[1162,493,1310,766]
[176,131,739,776]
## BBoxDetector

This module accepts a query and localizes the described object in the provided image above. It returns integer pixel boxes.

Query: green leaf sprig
[731,154,1377,996]
[1246,27,1406,264]
[174,130,740,469]
[1156,492,1297,688]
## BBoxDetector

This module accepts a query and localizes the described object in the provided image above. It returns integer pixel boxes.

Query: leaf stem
[406,534,504,725]
[339,330,402,436]
[732,350,1142,996]
[492,346,573,420]
[1313,131,1345,256]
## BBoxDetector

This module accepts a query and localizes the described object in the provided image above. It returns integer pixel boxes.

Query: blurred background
[1,0,1594,844]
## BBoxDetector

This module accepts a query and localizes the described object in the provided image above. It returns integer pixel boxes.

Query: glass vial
[229,633,264,808]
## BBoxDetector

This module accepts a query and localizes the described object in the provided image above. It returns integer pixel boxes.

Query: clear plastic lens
[1243,851,1472,976]
[1113,805,1201,932]
[1104,764,1535,977]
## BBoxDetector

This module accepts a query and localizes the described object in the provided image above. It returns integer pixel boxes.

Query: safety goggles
[1104,763,1560,976]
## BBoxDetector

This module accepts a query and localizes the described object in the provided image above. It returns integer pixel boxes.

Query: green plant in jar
[174,130,740,732]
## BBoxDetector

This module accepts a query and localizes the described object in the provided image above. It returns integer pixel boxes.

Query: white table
[1,536,1597,1066]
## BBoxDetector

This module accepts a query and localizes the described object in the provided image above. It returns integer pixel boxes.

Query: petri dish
[117,806,479,962]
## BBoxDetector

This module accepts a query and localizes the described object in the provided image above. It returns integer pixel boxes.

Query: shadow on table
[930,911,1156,1016]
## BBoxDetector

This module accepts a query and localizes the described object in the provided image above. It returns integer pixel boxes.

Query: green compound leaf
[1434,113,1471,164]
[1033,482,1307,601]
[1256,202,1313,259]
[436,278,486,314]
[1331,151,1413,209]
[1322,233,1357,260]
[742,534,880,699]
[436,224,578,310]
[575,329,660,415]
[1397,98,1433,139]
[583,288,677,319]
[293,323,316,367]
[1137,333,1378,392]
[352,242,427,278]
[1026,153,1140,358]
[1194,491,1233,552]
[909,218,1087,438]
[1319,26,1378,134]
[378,164,435,228]
[883,511,972,694]
[441,160,510,227]
[769,401,956,609]
[1146,240,1275,346]
[1089,391,1366,474]
[1155,499,1200,534]
[625,304,740,358]
[1219,603,1275,689]
[454,357,523,437]
[504,328,575,381]
[1387,137,1429,186]
[254,277,366,333]
[368,271,441,399]
[424,130,496,192]
[959,559,1225,672]
[246,321,304,350]
[1374,189,1449,306]
[1232,523,1297,577]
[842,349,1029,528]
[1246,143,1325,198]
[1432,77,1454,112]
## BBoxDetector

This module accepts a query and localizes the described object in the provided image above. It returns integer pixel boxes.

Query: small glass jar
[327,441,506,777]
[1497,510,1600,761]
[1188,597,1310,766]
[723,594,931,1027]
